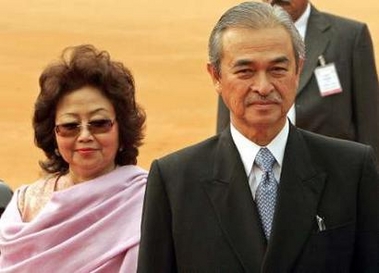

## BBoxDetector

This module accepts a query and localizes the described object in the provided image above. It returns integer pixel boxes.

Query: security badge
[314,55,343,96]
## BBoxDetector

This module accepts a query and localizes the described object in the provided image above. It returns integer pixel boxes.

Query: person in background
[137,2,379,272]
[0,44,147,272]
[0,180,12,217]
[216,0,379,162]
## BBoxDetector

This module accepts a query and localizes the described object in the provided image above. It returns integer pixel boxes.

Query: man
[137,2,379,272]
[216,0,379,162]
[0,180,13,216]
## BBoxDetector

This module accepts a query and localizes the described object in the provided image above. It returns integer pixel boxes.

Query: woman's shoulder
[17,175,58,222]
[117,165,148,179]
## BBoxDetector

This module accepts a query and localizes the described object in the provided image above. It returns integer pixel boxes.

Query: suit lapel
[262,125,327,272]
[204,128,266,272]
[298,6,332,94]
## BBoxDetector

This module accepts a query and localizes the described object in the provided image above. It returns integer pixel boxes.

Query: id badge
[314,56,343,97]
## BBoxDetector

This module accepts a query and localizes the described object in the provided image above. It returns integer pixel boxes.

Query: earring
[54,148,60,157]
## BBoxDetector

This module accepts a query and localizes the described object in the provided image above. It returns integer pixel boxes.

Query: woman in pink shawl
[0,45,147,272]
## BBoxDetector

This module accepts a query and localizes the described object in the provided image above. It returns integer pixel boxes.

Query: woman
[0,45,147,272]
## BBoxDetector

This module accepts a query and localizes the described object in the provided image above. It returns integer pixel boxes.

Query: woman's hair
[33,44,146,174]
[208,1,305,75]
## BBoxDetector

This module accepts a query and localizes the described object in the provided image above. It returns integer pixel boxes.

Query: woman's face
[55,86,119,183]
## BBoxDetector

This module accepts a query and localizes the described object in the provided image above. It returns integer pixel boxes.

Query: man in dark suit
[0,180,13,216]
[216,0,379,162]
[137,2,379,272]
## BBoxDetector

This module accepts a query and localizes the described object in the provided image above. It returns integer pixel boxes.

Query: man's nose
[251,73,274,95]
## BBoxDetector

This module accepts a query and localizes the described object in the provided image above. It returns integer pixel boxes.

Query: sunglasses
[55,119,115,137]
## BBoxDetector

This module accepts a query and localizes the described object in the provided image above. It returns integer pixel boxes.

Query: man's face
[263,0,308,21]
[208,27,302,140]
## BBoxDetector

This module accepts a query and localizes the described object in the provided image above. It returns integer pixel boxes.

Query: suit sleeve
[137,160,177,273]
[352,24,379,161]
[352,147,379,271]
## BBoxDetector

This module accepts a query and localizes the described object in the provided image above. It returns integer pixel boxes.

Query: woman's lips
[76,148,97,154]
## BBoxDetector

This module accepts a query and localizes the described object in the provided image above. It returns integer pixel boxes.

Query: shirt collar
[230,120,289,176]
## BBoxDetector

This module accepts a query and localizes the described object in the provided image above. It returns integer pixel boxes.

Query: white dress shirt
[230,120,289,199]
[294,3,311,40]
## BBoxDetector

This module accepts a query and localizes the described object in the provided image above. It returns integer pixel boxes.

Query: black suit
[0,181,13,217]
[137,125,379,272]
[216,5,379,161]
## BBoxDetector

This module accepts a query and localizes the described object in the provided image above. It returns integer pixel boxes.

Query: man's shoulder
[314,6,366,29]
[0,181,13,207]
[158,134,221,163]
[297,128,371,159]
[0,181,12,194]
[294,128,378,183]
[300,127,366,145]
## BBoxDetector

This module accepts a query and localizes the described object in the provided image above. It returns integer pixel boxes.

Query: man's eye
[236,69,254,78]
[237,69,252,74]
[271,67,287,73]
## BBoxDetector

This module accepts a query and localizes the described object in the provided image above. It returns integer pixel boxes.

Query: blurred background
[1,0,378,189]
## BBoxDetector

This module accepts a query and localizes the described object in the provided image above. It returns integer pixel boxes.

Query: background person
[0,44,147,272]
[0,180,12,217]
[137,2,379,272]
[216,0,379,162]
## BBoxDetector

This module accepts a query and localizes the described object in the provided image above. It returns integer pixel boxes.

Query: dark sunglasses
[55,119,115,137]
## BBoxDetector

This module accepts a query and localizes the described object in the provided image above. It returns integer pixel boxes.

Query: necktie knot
[255,148,275,172]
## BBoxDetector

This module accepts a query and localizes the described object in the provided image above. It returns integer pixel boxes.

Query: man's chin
[245,115,286,129]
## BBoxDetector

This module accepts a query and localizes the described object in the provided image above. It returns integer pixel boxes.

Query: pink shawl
[0,165,147,273]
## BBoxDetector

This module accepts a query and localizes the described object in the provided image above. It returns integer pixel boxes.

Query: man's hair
[208,1,305,74]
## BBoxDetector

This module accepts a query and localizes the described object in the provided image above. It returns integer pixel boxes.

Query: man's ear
[207,63,222,94]
[297,57,305,75]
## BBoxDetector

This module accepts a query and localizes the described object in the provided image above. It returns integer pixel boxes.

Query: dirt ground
[1,0,378,190]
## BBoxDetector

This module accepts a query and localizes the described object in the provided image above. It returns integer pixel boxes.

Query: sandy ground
[1,0,378,190]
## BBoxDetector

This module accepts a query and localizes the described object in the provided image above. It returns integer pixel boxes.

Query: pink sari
[0,165,147,273]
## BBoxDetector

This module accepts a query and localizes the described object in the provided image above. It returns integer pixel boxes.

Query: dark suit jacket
[137,125,379,272]
[0,181,13,217]
[216,5,379,161]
